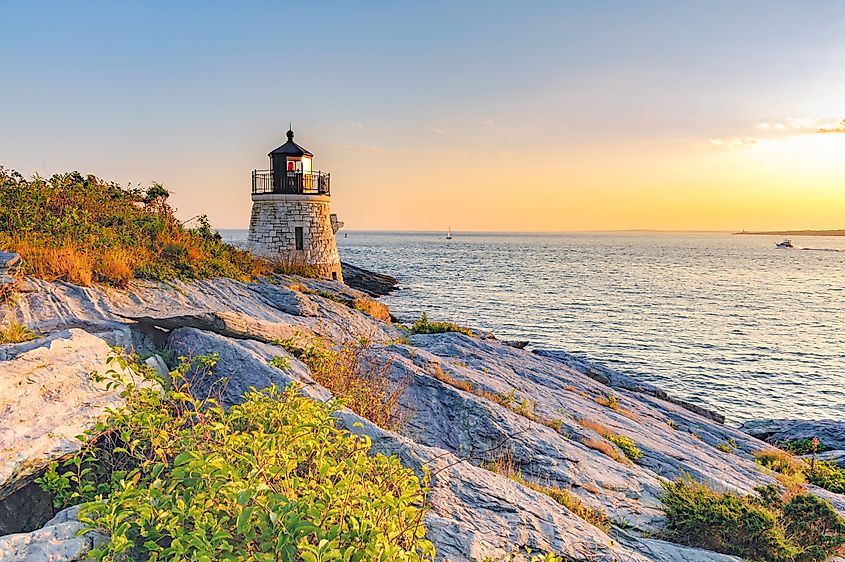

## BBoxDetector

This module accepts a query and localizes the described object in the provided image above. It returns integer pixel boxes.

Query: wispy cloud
[329,144,385,153]
[709,137,759,149]
[429,127,446,134]
[754,116,845,135]
[433,145,467,158]
[817,118,845,134]
[481,119,494,126]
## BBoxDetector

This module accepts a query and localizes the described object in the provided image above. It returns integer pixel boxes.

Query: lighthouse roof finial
[286,124,294,141]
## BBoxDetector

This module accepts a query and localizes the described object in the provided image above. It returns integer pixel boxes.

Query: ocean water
[222,230,845,425]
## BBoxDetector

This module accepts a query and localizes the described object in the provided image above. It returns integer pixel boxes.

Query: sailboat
[446,227,453,240]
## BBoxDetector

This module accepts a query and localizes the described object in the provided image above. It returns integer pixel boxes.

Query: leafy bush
[660,476,845,562]
[276,336,408,430]
[409,312,475,338]
[756,449,806,480]
[38,355,434,561]
[0,168,275,286]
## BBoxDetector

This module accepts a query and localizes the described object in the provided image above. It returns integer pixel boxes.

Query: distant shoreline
[734,230,845,237]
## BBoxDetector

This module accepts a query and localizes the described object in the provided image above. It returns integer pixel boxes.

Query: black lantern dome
[269,129,313,158]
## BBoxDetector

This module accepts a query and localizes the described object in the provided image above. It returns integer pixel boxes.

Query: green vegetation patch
[606,433,643,462]
[781,438,831,456]
[660,476,845,562]
[409,312,476,338]
[806,461,845,495]
[38,355,434,561]
[0,168,294,287]
[755,449,845,495]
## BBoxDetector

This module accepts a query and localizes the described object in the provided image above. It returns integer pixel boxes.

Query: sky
[2,1,844,231]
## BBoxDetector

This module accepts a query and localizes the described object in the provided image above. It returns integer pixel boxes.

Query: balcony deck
[251,169,330,196]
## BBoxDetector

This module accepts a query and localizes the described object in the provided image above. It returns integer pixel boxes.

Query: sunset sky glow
[2,1,844,231]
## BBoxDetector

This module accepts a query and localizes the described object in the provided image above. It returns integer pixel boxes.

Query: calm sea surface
[222,230,845,425]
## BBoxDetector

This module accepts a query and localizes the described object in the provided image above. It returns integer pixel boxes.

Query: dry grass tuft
[594,393,640,421]
[576,418,642,463]
[277,336,408,430]
[17,243,94,286]
[0,320,38,344]
[582,437,629,465]
[483,449,611,532]
[754,449,807,497]
[96,249,134,287]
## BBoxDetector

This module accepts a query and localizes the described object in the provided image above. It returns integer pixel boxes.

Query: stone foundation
[248,194,343,282]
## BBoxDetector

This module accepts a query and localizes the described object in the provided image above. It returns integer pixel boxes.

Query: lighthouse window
[295,227,304,250]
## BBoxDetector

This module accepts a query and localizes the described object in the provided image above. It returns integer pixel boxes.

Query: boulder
[806,450,845,468]
[0,253,21,276]
[340,262,398,296]
[166,326,332,407]
[739,419,845,450]
[0,504,106,562]
[0,329,133,500]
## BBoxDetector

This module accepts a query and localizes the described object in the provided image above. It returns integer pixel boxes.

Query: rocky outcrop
[341,262,398,297]
[0,329,134,500]
[739,419,845,450]
[1,275,841,561]
[535,349,726,423]
[0,252,21,300]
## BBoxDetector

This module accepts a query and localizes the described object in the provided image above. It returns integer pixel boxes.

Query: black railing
[251,169,331,196]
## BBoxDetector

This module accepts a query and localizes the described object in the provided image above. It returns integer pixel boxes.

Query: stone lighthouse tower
[248,129,343,282]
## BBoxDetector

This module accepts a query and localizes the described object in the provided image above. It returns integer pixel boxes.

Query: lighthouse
[248,129,344,282]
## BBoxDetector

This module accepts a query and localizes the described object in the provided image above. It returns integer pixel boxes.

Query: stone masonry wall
[248,194,343,282]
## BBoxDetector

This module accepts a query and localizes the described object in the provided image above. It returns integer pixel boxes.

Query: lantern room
[251,128,331,196]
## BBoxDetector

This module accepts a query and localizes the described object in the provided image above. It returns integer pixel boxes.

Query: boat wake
[798,247,845,253]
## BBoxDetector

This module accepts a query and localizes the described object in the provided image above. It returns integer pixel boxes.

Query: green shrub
[806,461,845,495]
[606,433,643,462]
[0,168,283,286]
[38,355,434,561]
[660,476,845,561]
[269,355,291,370]
[409,312,475,338]
[781,438,829,455]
